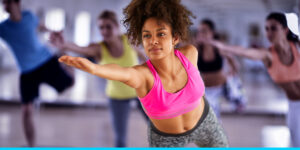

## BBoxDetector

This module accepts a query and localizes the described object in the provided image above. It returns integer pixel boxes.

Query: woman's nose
[151,36,159,45]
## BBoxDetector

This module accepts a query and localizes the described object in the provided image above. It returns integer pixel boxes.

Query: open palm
[59,56,96,74]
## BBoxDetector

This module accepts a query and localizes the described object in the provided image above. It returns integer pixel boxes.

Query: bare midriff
[278,80,300,101]
[150,97,205,134]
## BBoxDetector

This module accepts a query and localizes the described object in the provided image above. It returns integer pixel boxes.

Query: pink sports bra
[267,42,300,83]
[139,50,205,119]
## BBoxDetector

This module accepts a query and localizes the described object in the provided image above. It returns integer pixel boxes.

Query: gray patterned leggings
[148,98,229,147]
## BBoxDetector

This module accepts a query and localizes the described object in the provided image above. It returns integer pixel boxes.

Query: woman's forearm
[93,64,131,82]
[63,42,98,57]
[58,55,141,88]
[213,41,267,60]
[93,64,142,89]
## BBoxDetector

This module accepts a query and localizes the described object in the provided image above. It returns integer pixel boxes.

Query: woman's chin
[149,55,164,61]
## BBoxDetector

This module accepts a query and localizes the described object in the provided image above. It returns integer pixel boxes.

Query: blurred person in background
[195,19,246,119]
[0,0,74,147]
[51,10,148,147]
[202,12,300,147]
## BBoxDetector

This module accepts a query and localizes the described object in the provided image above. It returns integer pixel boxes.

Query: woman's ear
[172,34,180,46]
[285,28,289,35]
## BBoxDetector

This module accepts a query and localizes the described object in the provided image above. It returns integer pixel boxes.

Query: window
[45,8,65,31]
[74,11,91,46]
[0,5,9,22]
[285,13,299,37]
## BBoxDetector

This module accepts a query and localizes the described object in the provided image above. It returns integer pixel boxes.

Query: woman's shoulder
[133,63,155,88]
[133,63,151,73]
[178,44,198,55]
[88,42,102,52]
[178,44,198,65]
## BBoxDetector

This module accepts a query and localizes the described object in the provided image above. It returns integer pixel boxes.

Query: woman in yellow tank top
[50,10,147,147]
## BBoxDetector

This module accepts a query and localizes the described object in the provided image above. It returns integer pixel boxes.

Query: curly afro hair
[123,0,195,45]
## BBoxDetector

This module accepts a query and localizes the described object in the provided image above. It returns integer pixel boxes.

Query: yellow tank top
[99,35,138,99]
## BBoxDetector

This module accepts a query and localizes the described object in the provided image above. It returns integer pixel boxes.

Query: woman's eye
[158,33,165,36]
[143,34,151,38]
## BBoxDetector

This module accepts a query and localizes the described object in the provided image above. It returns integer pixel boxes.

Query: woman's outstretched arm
[59,55,143,89]
[211,40,270,61]
[50,31,101,59]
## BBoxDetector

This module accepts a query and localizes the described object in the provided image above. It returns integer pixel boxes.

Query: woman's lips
[149,48,162,52]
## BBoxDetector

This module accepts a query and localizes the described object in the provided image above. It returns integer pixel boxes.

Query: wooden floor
[0,104,288,147]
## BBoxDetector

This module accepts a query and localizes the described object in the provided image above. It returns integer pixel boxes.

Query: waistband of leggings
[150,97,210,137]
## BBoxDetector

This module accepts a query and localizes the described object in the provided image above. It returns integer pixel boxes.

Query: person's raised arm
[50,31,101,59]
[58,55,144,89]
[211,40,270,61]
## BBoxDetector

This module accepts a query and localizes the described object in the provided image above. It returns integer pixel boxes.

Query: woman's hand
[59,55,96,75]
[50,31,66,50]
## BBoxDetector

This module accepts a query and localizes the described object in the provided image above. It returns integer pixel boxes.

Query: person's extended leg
[22,103,35,147]
[20,70,40,147]
[287,100,300,147]
[109,99,131,147]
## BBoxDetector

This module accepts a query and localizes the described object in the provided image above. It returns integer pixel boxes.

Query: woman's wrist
[60,43,69,51]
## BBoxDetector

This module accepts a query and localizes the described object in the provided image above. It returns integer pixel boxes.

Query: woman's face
[197,23,214,40]
[265,19,288,44]
[141,17,179,60]
[98,18,119,41]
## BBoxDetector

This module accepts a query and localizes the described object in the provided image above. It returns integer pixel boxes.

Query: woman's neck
[273,38,295,66]
[151,50,179,78]
[105,35,122,49]
[274,38,290,53]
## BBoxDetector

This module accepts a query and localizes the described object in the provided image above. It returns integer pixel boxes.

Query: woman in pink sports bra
[204,12,300,147]
[58,0,228,147]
